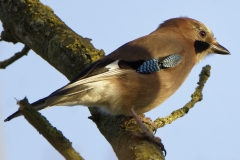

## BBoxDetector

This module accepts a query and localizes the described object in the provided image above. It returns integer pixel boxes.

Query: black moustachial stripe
[194,40,210,53]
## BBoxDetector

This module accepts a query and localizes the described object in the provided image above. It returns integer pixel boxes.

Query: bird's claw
[152,136,167,156]
[134,132,167,156]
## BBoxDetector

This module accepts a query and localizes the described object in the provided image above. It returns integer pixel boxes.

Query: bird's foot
[128,109,167,156]
[134,130,166,156]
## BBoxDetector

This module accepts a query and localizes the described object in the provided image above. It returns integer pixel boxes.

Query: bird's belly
[111,70,187,115]
[83,68,190,116]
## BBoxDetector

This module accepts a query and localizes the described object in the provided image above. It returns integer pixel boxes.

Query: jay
[5,17,230,154]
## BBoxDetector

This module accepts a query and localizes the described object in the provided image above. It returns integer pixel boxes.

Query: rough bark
[18,98,84,160]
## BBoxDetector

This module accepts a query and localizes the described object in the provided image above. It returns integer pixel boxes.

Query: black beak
[211,43,230,55]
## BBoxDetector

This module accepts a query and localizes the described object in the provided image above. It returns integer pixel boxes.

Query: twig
[17,97,84,160]
[154,65,211,128]
[0,45,30,69]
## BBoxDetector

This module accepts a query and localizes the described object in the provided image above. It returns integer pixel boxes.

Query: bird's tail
[4,67,124,122]
[4,85,94,122]
[4,97,48,122]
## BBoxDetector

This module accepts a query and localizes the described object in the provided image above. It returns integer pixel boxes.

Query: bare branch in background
[154,65,211,128]
[0,45,30,69]
[17,97,84,160]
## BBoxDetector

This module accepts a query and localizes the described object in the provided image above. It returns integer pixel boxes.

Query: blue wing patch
[136,54,182,74]
[136,58,160,73]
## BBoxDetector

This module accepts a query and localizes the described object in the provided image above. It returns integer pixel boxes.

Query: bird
[4,17,230,155]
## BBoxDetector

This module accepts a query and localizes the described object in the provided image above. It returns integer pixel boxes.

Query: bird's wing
[72,34,184,83]
[4,34,185,122]
[50,34,185,95]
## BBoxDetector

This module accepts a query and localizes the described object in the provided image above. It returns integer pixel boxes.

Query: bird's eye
[199,30,206,38]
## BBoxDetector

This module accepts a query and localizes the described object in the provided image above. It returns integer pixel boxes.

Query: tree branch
[0,0,104,80]
[154,65,211,128]
[18,97,84,160]
[0,45,30,69]
[0,29,20,43]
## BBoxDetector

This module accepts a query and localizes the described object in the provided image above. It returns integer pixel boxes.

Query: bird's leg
[130,108,166,156]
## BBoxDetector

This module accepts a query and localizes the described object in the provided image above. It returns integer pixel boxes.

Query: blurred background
[1,1,239,160]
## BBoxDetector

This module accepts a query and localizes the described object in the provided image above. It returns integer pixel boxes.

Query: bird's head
[158,17,230,63]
